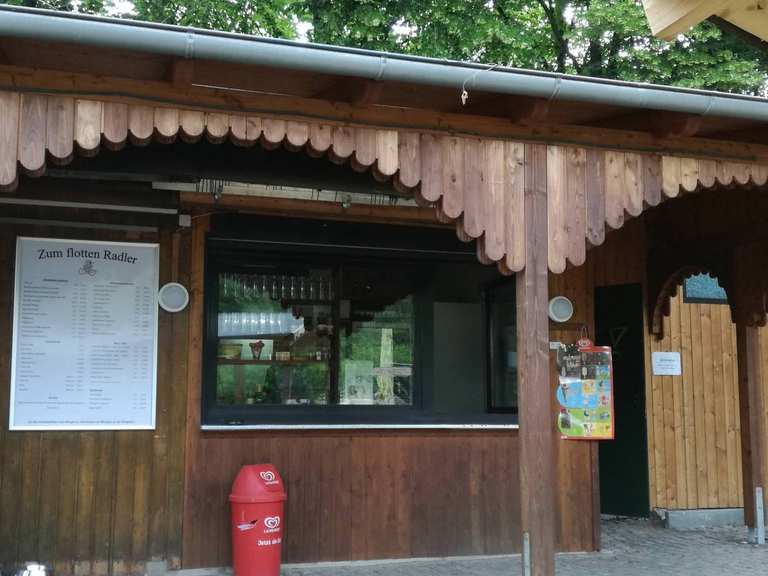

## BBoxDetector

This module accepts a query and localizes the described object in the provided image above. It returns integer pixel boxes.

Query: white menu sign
[10,237,159,430]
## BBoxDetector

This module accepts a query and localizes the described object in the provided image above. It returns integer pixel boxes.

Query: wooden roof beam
[716,1,768,44]
[313,78,384,106]
[708,14,768,50]
[510,97,551,124]
[653,112,704,138]
[168,59,195,88]
[642,0,732,40]
[454,95,550,123]
[0,40,12,65]
[584,110,703,138]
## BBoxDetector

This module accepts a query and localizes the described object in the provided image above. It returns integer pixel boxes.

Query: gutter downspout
[1,6,767,123]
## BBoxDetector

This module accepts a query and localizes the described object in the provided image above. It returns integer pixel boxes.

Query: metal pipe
[757,486,766,545]
[2,5,768,122]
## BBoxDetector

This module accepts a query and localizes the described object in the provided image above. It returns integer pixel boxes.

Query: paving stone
[282,517,768,575]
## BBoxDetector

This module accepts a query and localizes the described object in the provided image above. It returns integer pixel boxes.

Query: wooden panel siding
[647,289,743,510]
[184,432,524,565]
[0,224,188,576]
[4,91,768,277]
[757,325,768,512]
[549,263,599,551]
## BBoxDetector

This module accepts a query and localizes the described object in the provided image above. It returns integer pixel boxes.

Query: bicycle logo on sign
[79,260,97,276]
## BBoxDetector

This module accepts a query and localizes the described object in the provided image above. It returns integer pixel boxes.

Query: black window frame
[484,277,519,415]
[201,216,519,427]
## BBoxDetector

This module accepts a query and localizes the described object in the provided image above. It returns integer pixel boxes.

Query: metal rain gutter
[1,5,768,123]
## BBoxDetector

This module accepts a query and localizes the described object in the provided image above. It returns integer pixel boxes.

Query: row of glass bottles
[220,272,333,301]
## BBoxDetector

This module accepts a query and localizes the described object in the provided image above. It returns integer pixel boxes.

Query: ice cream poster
[556,341,614,440]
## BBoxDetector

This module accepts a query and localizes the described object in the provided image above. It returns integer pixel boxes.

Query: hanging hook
[460,63,500,106]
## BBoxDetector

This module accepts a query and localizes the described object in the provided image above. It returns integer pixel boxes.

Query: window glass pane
[684,273,728,303]
[489,283,517,410]
[339,266,415,405]
[215,270,333,406]
[430,261,498,415]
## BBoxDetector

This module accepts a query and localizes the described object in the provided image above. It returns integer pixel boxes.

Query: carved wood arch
[3,90,768,276]
[649,263,734,338]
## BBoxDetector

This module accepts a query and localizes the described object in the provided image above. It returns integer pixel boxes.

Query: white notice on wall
[9,237,159,430]
[652,351,682,376]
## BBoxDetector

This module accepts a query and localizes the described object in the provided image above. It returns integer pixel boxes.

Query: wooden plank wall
[590,219,745,511]
[184,432,522,565]
[759,330,768,509]
[0,224,188,576]
[181,217,599,567]
[549,263,600,551]
[648,289,742,510]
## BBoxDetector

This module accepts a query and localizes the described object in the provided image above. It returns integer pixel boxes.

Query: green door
[595,283,650,517]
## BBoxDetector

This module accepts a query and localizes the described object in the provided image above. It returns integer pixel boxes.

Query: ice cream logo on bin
[259,471,278,485]
[263,516,281,533]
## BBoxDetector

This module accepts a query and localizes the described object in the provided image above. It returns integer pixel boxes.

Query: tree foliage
[299,0,768,93]
[2,0,767,93]
[3,0,105,13]
[130,0,299,38]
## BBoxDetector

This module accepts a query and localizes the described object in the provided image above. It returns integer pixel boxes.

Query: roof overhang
[1,3,768,149]
[642,0,768,42]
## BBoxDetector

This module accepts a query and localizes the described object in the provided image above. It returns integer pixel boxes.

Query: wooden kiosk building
[1,6,768,576]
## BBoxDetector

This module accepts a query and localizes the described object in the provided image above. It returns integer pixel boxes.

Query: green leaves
[129,0,299,37]
[2,0,766,93]
[301,0,768,94]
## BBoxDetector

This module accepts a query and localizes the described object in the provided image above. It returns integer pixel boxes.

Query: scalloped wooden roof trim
[3,91,768,275]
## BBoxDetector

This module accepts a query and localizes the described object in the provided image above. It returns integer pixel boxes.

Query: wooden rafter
[642,0,733,40]
[643,0,768,45]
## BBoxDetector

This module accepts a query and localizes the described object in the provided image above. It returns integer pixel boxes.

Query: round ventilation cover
[548,296,574,323]
[158,282,189,313]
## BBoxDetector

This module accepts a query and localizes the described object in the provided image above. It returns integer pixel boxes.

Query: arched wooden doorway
[647,187,768,535]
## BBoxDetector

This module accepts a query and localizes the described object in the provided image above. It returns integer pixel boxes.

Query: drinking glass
[249,312,259,334]
[268,312,277,334]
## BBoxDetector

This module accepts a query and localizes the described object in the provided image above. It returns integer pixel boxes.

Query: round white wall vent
[158,282,189,313]
[548,296,574,323]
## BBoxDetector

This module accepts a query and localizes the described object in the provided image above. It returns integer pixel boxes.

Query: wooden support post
[735,323,767,534]
[516,143,556,576]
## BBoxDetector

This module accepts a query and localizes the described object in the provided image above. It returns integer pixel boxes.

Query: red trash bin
[229,464,287,576]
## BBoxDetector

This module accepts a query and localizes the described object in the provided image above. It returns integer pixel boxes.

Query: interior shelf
[218,332,301,339]
[217,358,327,365]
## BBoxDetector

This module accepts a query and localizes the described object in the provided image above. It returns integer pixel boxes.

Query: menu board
[556,340,614,440]
[9,238,159,430]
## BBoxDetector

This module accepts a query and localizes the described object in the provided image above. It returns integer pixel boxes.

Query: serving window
[202,218,518,427]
